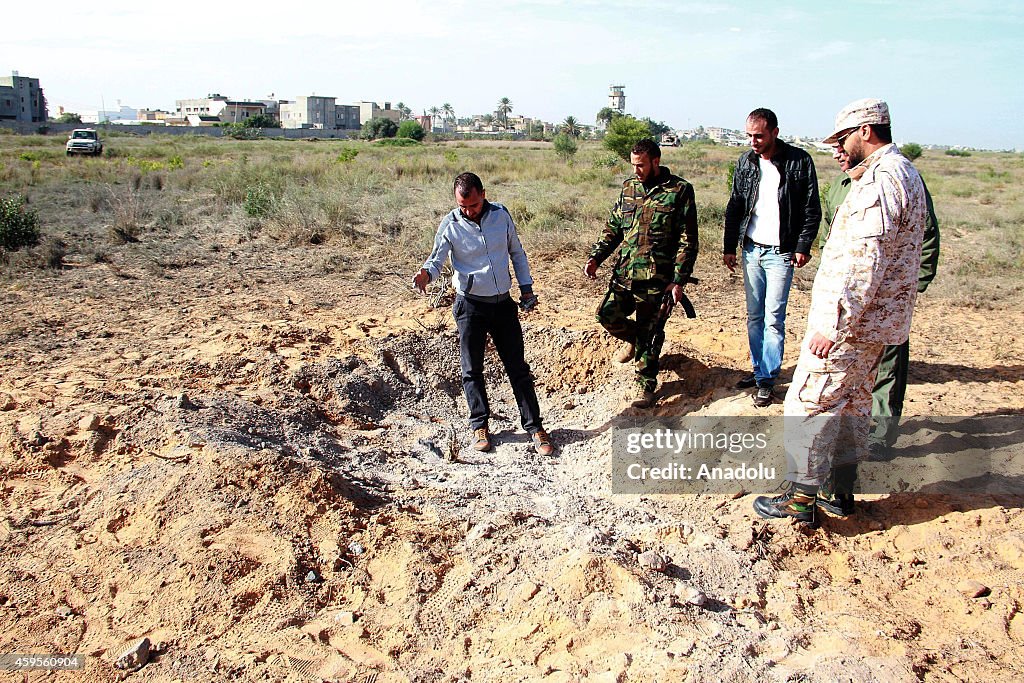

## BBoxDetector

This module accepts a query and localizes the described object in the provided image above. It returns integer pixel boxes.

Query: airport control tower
[609,85,626,114]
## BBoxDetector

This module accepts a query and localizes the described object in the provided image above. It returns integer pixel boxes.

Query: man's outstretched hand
[412,269,430,293]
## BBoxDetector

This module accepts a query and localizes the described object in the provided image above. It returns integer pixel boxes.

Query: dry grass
[0,133,1021,306]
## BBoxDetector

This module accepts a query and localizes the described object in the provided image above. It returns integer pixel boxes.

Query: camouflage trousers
[596,285,666,392]
[782,336,885,488]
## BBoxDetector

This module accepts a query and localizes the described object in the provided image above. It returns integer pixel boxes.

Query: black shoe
[753,486,817,526]
[752,385,774,407]
[735,374,758,389]
[816,492,855,517]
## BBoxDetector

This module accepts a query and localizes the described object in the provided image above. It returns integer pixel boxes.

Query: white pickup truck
[65,129,104,156]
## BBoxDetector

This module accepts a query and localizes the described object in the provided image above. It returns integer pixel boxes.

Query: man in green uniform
[817,141,940,515]
[584,139,699,408]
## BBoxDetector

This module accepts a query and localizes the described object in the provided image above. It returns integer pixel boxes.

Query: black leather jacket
[723,140,821,256]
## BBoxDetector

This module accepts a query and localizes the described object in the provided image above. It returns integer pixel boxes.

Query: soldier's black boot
[817,463,857,517]
[754,482,818,526]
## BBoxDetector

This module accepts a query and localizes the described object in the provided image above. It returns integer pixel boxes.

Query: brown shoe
[613,342,636,364]
[628,384,657,409]
[472,427,492,452]
[532,429,555,456]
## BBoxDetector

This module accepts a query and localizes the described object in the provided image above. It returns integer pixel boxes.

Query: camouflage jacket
[821,171,940,293]
[589,166,698,292]
[808,144,927,345]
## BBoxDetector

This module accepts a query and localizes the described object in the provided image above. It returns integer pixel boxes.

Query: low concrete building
[0,71,47,123]
[175,94,265,123]
[185,115,222,127]
[137,109,172,121]
[358,101,400,125]
[280,96,336,129]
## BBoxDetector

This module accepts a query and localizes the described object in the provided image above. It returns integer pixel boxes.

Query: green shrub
[224,123,263,140]
[900,142,923,161]
[603,116,653,160]
[244,112,279,129]
[443,150,458,164]
[946,148,971,157]
[361,117,398,140]
[244,180,277,217]
[397,120,425,141]
[592,152,622,169]
[552,133,578,162]
[167,155,185,170]
[336,147,359,163]
[0,194,41,251]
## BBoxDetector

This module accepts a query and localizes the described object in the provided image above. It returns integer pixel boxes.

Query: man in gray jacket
[413,172,554,457]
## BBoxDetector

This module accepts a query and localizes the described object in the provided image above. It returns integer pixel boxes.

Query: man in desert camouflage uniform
[754,99,927,525]
[819,143,937,466]
[584,138,699,408]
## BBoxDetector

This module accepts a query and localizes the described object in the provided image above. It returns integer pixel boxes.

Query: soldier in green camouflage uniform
[584,139,699,406]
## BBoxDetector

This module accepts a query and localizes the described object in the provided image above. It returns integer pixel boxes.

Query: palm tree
[395,102,412,121]
[496,97,513,129]
[442,103,455,133]
[428,106,440,132]
[561,116,581,138]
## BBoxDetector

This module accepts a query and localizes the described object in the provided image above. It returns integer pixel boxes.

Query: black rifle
[658,277,699,321]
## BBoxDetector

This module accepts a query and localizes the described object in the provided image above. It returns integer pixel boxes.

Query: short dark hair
[453,172,484,196]
[870,124,893,144]
[747,108,778,130]
[631,138,661,160]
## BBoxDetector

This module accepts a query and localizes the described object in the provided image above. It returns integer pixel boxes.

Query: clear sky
[5,0,1022,149]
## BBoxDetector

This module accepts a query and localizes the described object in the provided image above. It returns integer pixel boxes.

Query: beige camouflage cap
[823,98,891,143]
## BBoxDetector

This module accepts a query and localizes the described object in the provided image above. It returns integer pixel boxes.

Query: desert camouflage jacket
[821,171,940,293]
[808,144,927,345]
[589,166,698,292]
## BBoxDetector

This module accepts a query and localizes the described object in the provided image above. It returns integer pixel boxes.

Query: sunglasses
[835,127,860,147]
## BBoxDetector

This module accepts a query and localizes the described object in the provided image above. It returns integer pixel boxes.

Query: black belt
[744,236,780,249]
[461,291,511,304]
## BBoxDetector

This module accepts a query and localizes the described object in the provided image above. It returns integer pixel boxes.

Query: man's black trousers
[453,294,543,434]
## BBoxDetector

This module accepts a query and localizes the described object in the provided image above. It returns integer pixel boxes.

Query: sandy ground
[1,230,1023,682]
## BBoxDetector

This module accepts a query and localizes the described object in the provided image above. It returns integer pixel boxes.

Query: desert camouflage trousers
[783,336,885,487]
[596,285,666,392]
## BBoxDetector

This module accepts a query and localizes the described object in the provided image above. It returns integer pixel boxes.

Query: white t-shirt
[745,156,781,246]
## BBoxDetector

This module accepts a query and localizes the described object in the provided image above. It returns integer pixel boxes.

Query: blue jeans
[742,239,795,387]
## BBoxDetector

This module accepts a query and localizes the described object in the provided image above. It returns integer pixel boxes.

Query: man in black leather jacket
[723,108,820,407]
